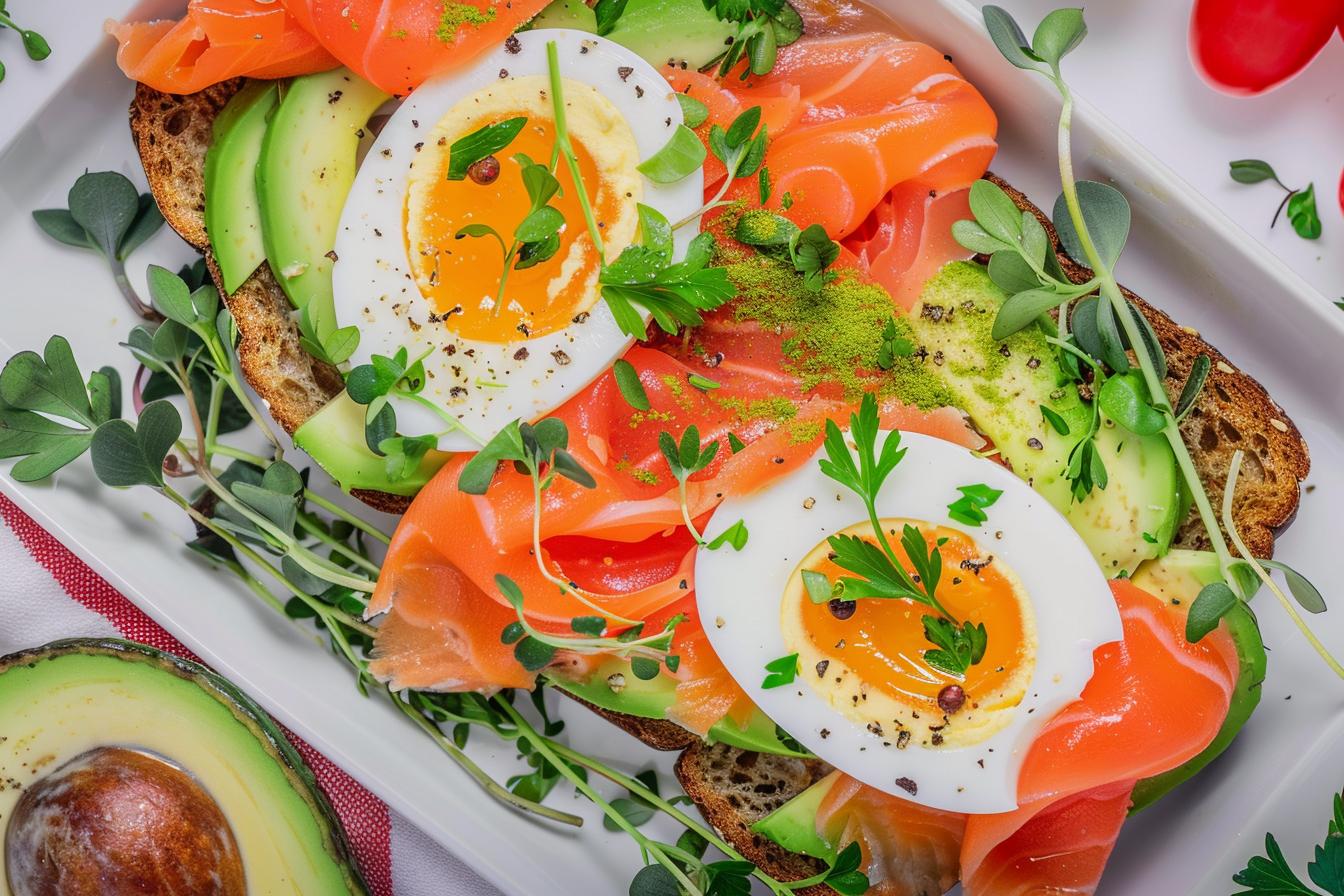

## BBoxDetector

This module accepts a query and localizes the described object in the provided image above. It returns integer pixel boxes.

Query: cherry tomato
[1190,0,1343,95]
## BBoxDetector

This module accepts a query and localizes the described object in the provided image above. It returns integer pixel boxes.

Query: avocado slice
[530,0,737,69]
[907,262,1180,575]
[0,639,366,894]
[548,659,810,757]
[205,80,279,294]
[751,774,839,863]
[293,392,451,496]
[1128,550,1266,812]
[258,69,389,343]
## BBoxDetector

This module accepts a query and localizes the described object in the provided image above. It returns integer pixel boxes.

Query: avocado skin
[0,639,369,895]
[205,81,278,295]
[908,262,1180,575]
[530,0,736,69]
[1128,551,1266,812]
[750,774,839,863]
[293,391,451,496]
[549,660,810,757]
[257,68,389,344]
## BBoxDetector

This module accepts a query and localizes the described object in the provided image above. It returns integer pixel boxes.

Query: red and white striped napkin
[0,492,502,896]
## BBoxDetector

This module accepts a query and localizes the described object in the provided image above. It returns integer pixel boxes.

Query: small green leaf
[801,569,833,604]
[970,179,1024,244]
[761,652,799,689]
[89,400,181,489]
[31,209,92,249]
[0,335,95,425]
[637,203,673,258]
[612,358,650,411]
[146,264,197,325]
[982,5,1046,70]
[1030,7,1087,68]
[630,657,661,680]
[571,616,607,636]
[789,223,840,292]
[1186,582,1238,642]
[636,125,707,184]
[1287,184,1322,240]
[593,0,629,35]
[447,117,527,181]
[992,287,1067,340]
[687,373,720,392]
[676,93,709,129]
[1229,159,1280,185]
[705,518,748,551]
[67,171,139,260]
[758,166,771,204]
[952,218,1008,255]
[1053,181,1131,268]
[1041,404,1071,435]
[118,194,165,260]
[515,206,565,243]
[323,326,360,365]
[1261,560,1327,615]
[629,864,680,896]
[515,636,557,671]
[1175,354,1211,420]
[458,420,527,494]
[725,106,762,150]
[987,250,1041,295]
[1098,373,1165,436]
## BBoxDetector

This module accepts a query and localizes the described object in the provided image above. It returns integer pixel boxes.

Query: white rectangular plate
[2,1,1342,893]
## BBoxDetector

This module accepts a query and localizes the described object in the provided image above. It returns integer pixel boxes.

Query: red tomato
[1190,0,1342,95]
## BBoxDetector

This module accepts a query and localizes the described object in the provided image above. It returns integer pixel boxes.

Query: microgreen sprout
[658,425,748,551]
[32,171,165,320]
[980,5,1337,671]
[1229,159,1322,240]
[699,0,805,80]
[0,6,50,83]
[673,105,770,229]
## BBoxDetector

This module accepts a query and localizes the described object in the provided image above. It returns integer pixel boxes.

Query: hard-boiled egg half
[333,29,702,449]
[696,431,1121,813]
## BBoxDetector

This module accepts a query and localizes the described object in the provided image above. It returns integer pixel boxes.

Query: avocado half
[0,639,368,896]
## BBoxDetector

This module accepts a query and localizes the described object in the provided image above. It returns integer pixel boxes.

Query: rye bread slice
[129,81,411,514]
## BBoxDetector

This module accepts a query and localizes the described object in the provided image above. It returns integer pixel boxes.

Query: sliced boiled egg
[333,29,702,449]
[695,431,1121,813]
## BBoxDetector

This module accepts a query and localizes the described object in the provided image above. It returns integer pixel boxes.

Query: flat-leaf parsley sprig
[1232,787,1344,896]
[809,393,988,677]
[978,5,1338,674]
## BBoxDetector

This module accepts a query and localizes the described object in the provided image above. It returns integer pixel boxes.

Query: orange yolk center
[792,520,1029,710]
[406,115,616,344]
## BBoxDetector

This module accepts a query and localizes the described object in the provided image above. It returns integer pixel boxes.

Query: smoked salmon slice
[281,0,550,96]
[798,581,1237,895]
[107,0,338,93]
[846,184,975,311]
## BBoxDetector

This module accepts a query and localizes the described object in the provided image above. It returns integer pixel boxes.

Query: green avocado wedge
[204,80,279,294]
[0,639,367,895]
[530,0,737,69]
[906,262,1181,575]
[257,68,389,346]
[1128,550,1267,812]
[293,392,451,496]
[751,774,839,863]
[548,658,810,757]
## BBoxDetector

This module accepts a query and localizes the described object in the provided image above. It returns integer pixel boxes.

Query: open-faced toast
[130,78,1310,886]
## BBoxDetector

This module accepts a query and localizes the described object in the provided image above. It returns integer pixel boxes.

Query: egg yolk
[790,520,1030,712]
[406,115,617,344]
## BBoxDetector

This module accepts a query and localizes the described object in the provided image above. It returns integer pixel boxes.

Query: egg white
[695,431,1121,814]
[333,29,702,450]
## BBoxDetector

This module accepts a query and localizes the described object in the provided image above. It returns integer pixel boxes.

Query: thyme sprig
[980,6,1337,672]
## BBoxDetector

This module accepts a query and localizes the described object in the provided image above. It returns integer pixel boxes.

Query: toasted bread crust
[988,174,1309,560]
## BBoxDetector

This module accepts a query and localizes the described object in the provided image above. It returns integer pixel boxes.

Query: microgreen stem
[672,177,733,232]
[1221,451,1344,678]
[677,478,707,546]
[546,41,605,264]
[394,691,584,827]
[399,390,485,448]
[1051,73,1236,573]
[109,257,161,321]
[530,469,640,625]
[164,487,376,638]
[495,697,702,894]
[297,513,381,576]
[545,741,800,896]
[303,489,393,546]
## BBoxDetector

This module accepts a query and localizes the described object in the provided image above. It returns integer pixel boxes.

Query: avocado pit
[4,745,245,896]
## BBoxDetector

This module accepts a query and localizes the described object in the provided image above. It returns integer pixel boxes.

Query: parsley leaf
[601,232,736,337]
[761,652,799,689]
[947,483,1003,527]
[1234,789,1344,896]
[876,318,914,370]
